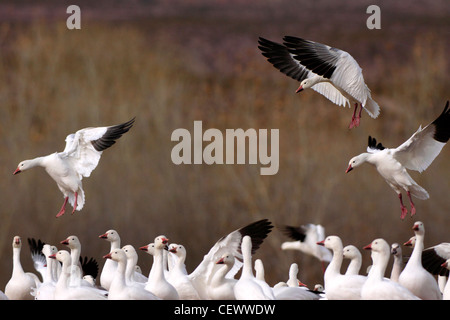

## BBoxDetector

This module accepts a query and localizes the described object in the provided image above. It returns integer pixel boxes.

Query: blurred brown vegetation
[0,0,449,291]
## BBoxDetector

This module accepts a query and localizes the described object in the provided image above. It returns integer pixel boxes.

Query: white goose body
[13,118,134,217]
[258,36,380,128]
[346,102,450,219]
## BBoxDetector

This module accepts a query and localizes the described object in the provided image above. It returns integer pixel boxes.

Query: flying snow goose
[280,223,332,272]
[343,245,362,276]
[188,219,273,299]
[4,236,38,300]
[140,235,179,300]
[390,243,405,282]
[166,243,200,300]
[346,101,450,219]
[49,250,107,300]
[207,253,237,300]
[362,238,420,300]
[99,229,121,290]
[13,118,135,217]
[317,236,366,300]
[234,236,275,300]
[103,249,159,300]
[258,36,380,128]
[398,221,442,300]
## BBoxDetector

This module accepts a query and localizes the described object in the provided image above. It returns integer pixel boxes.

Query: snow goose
[99,229,121,290]
[440,259,450,299]
[188,219,273,299]
[207,253,237,300]
[13,118,135,217]
[103,249,159,300]
[27,238,47,283]
[4,236,38,300]
[346,102,450,219]
[362,238,420,300]
[258,36,380,128]
[273,263,320,300]
[167,243,200,300]
[49,250,107,300]
[422,242,450,292]
[34,244,59,300]
[140,235,179,300]
[317,236,366,300]
[390,243,404,282]
[122,245,148,285]
[60,235,98,287]
[280,223,332,272]
[234,236,275,300]
[399,221,442,300]
[343,245,362,276]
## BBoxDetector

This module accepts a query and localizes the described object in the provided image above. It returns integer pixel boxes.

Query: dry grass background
[0,0,448,291]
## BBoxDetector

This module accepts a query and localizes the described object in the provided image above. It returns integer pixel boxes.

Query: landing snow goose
[188,219,273,299]
[234,236,275,300]
[103,249,159,300]
[317,236,366,300]
[362,238,420,300]
[140,235,179,300]
[49,250,107,300]
[258,36,380,128]
[390,243,404,282]
[280,223,332,272]
[399,221,442,300]
[4,236,38,300]
[343,245,362,276]
[346,101,450,219]
[167,244,200,300]
[13,118,135,217]
[99,229,121,290]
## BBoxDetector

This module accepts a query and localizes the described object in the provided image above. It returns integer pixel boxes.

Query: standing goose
[258,36,380,128]
[5,236,38,300]
[13,118,135,217]
[98,230,121,290]
[398,221,442,300]
[346,102,450,219]
[362,238,420,300]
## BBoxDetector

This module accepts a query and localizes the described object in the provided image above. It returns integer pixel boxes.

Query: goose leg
[407,191,416,216]
[71,192,78,214]
[56,197,69,218]
[355,104,362,127]
[398,193,408,220]
[349,103,359,129]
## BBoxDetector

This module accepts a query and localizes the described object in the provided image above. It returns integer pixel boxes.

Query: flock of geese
[1,219,450,300]
[4,35,449,300]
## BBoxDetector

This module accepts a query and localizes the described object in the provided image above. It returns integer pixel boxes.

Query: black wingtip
[279,225,307,242]
[432,101,450,143]
[91,117,136,152]
[368,135,385,150]
[238,219,273,254]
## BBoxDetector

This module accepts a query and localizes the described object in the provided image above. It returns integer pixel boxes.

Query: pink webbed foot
[407,191,416,217]
[348,103,361,129]
[398,193,408,220]
[56,197,69,218]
